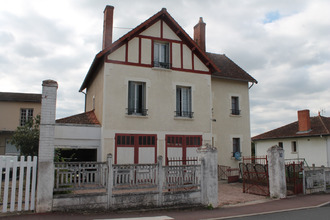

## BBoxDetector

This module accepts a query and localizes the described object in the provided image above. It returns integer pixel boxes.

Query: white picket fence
[0,156,37,213]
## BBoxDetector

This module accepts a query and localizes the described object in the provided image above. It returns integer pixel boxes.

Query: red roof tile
[56,110,100,125]
[252,115,330,141]
[79,8,257,92]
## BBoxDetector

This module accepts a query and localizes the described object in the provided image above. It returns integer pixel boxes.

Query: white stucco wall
[100,63,212,161]
[211,78,251,168]
[54,124,101,150]
[254,136,329,167]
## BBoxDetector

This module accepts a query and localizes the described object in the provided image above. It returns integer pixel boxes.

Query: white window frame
[20,108,33,126]
[232,137,241,157]
[176,86,193,118]
[231,96,240,115]
[128,81,147,116]
[154,41,170,69]
[291,141,298,153]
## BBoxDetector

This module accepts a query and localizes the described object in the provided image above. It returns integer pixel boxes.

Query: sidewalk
[1,192,330,220]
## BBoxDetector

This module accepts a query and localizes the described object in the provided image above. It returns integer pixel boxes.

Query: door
[115,134,157,164]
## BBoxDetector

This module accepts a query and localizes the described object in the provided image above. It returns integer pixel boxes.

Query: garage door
[115,134,157,164]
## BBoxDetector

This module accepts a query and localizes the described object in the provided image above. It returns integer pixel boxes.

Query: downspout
[80,91,87,112]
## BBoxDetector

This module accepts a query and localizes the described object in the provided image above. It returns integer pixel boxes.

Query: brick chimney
[297,109,311,132]
[102,5,114,50]
[194,17,206,52]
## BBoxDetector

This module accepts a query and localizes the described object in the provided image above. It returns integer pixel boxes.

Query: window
[231,96,240,115]
[278,142,283,148]
[128,81,147,116]
[233,138,240,157]
[291,141,297,153]
[20,108,33,126]
[5,139,19,156]
[153,42,170,69]
[176,86,193,118]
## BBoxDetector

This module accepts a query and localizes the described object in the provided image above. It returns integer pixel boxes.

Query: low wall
[53,190,202,211]
[53,193,107,211]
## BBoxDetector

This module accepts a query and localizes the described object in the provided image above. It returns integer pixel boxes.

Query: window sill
[230,114,242,118]
[152,67,172,72]
[126,114,149,119]
[174,116,194,121]
[231,156,242,161]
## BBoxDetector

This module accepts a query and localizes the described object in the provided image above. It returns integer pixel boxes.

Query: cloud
[1,0,330,138]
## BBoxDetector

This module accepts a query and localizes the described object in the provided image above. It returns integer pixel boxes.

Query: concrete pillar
[36,80,58,213]
[198,144,218,207]
[107,154,113,208]
[157,155,164,206]
[267,145,286,198]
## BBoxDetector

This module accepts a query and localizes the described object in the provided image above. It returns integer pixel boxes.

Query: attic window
[153,42,170,69]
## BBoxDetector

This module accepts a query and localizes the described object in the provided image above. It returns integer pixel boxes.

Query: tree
[11,115,40,156]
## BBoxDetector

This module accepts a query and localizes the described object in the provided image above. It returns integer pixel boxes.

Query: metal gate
[241,156,269,196]
[285,159,304,195]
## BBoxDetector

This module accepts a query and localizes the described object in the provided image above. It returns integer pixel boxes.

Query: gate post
[107,154,113,208]
[36,80,58,213]
[198,144,218,207]
[267,145,286,198]
[157,156,164,206]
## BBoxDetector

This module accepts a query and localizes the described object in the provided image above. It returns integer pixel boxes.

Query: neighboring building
[252,109,330,167]
[56,6,257,167]
[0,92,41,155]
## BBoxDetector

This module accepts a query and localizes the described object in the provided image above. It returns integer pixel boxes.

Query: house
[252,109,330,167]
[0,92,41,155]
[55,6,257,167]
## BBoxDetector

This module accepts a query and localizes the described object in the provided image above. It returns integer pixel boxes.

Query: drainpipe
[80,91,87,112]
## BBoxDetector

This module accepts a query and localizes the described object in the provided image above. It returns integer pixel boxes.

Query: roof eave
[252,133,330,141]
[211,74,257,83]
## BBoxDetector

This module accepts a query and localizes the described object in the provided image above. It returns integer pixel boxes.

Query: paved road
[220,205,330,220]
[1,193,330,220]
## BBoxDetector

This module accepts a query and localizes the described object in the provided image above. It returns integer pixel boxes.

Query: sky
[1,0,330,136]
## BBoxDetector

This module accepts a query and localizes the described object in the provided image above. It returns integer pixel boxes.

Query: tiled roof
[0,92,41,103]
[252,115,330,141]
[207,53,257,83]
[79,8,257,92]
[56,110,100,125]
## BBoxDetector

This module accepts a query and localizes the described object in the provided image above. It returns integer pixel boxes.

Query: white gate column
[36,80,58,213]
[267,145,287,198]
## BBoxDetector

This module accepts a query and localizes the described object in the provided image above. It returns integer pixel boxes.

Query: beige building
[0,92,41,155]
[58,6,257,167]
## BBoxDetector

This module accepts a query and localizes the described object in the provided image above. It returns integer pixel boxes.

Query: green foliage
[11,115,40,157]
[207,203,214,210]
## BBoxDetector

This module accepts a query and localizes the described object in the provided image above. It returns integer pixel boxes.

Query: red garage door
[115,134,157,164]
[165,135,202,165]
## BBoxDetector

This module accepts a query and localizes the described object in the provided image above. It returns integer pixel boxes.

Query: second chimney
[194,17,206,52]
[102,5,114,50]
[297,109,311,132]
